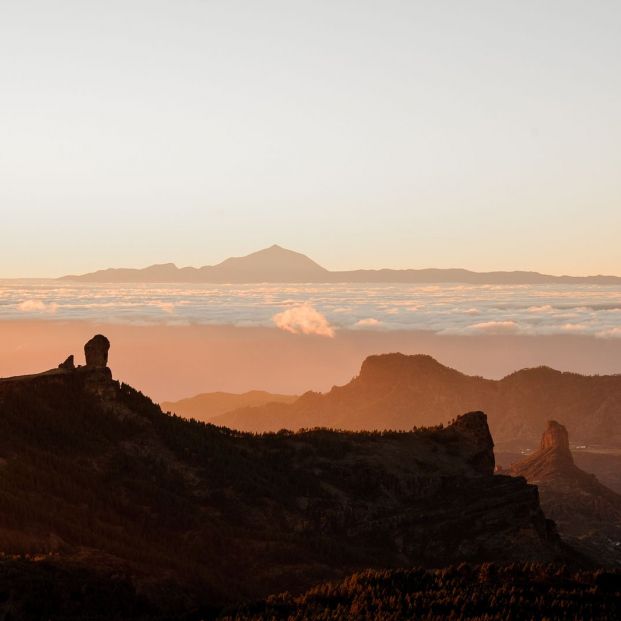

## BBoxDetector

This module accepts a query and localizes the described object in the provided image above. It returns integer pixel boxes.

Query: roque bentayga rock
[506,420,621,566]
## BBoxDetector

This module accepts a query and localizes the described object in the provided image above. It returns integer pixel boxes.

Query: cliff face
[0,338,567,611]
[211,353,621,448]
[506,421,621,566]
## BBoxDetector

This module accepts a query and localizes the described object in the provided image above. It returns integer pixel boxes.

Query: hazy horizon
[2,1,620,278]
[2,3,621,616]
[4,320,621,402]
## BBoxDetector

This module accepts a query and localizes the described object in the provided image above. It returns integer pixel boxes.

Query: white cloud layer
[2,281,621,339]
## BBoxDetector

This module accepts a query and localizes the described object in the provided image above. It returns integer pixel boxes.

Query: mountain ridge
[59,245,621,283]
[209,353,621,448]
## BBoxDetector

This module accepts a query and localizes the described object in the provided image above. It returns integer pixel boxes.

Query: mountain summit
[60,244,329,283]
[207,244,328,282]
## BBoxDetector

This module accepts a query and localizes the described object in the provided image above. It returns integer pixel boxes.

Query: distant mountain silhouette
[161,390,297,422]
[211,353,621,449]
[505,421,621,566]
[61,245,329,283]
[0,337,568,616]
[60,245,621,283]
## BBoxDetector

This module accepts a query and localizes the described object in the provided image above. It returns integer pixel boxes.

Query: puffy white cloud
[17,299,58,313]
[355,318,381,327]
[272,303,335,337]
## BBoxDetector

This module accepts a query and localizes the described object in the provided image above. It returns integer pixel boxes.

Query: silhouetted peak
[502,365,563,382]
[358,353,461,385]
[211,244,329,278]
[451,411,495,475]
[84,335,110,368]
[58,355,75,370]
[453,411,490,436]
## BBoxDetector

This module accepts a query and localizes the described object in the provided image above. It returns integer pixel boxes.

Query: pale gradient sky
[1,1,620,278]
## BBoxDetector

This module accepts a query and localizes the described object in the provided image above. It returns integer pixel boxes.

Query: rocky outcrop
[506,421,621,566]
[508,420,575,482]
[84,334,110,368]
[541,420,570,453]
[58,355,75,370]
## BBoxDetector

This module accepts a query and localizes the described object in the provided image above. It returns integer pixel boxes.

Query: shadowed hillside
[0,338,569,616]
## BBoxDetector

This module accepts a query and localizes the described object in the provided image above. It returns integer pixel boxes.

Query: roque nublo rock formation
[84,334,110,368]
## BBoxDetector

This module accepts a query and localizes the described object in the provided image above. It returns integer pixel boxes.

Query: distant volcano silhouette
[60,245,621,284]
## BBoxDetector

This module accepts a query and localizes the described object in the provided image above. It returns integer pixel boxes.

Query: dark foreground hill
[0,337,569,617]
[214,353,621,449]
[222,564,621,621]
[505,421,621,566]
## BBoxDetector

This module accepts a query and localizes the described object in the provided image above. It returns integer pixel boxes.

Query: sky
[1,0,620,278]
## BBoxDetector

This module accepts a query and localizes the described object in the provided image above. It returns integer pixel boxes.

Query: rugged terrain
[0,338,567,616]
[505,421,621,566]
[213,353,621,449]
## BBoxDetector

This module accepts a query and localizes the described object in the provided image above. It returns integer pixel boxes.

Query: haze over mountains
[205,353,621,450]
[60,245,621,284]
[161,390,297,423]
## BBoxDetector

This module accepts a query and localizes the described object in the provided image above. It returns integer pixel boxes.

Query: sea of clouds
[1,281,621,338]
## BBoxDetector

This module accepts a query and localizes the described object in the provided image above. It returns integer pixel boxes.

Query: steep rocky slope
[0,338,567,615]
[214,353,621,448]
[505,421,621,566]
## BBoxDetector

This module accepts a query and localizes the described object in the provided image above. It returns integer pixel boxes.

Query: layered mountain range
[161,391,297,423]
[505,421,621,566]
[0,337,568,616]
[198,353,621,449]
[60,244,621,284]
